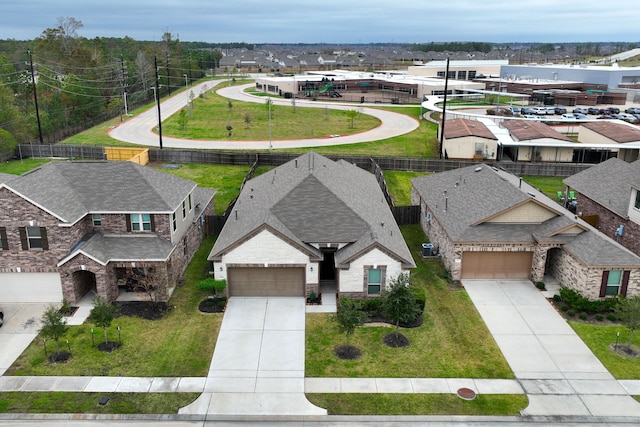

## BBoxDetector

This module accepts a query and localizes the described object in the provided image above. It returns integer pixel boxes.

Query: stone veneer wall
[578,196,640,257]
[547,247,640,299]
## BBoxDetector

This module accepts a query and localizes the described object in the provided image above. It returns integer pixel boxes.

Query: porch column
[530,245,550,283]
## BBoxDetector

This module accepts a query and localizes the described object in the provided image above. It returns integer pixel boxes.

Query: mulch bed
[382,332,410,348]
[609,343,640,358]
[366,314,424,329]
[97,341,122,353]
[114,301,171,320]
[48,351,71,363]
[334,344,362,360]
[198,298,227,313]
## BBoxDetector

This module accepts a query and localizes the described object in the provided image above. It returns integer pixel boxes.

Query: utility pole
[165,52,172,95]
[154,56,163,149]
[120,55,129,118]
[439,58,450,160]
[27,50,43,143]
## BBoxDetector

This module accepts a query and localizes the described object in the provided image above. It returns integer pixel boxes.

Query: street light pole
[27,49,43,143]
[154,56,163,149]
[268,97,272,150]
[292,75,296,113]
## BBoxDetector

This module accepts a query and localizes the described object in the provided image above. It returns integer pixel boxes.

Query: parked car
[520,107,533,115]
[508,106,521,115]
[555,107,567,115]
[532,107,548,115]
[545,107,557,115]
[561,114,576,120]
[587,107,600,115]
[607,107,621,114]
[618,113,638,123]
[523,114,544,120]
[625,107,640,114]
[574,113,588,119]
[573,107,588,114]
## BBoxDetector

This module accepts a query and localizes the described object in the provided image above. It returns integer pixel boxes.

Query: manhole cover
[457,387,477,400]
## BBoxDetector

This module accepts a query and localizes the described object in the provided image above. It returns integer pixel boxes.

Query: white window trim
[131,213,151,232]
[26,226,43,249]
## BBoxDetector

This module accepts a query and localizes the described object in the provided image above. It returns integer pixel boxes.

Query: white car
[561,114,576,120]
[532,107,547,115]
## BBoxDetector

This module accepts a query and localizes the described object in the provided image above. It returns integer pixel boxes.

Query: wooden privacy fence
[16,144,593,178]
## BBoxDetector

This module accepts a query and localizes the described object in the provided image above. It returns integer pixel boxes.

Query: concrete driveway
[180,297,326,416]
[463,279,640,417]
[0,303,49,375]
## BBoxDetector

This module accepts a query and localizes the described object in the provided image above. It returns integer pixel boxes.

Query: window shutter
[599,271,609,298]
[150,214,156,232]
[19,227,27,250]
[0,227,7,250]
[125,214,131,232]
[40,227,48,250]
[621,270,631,296]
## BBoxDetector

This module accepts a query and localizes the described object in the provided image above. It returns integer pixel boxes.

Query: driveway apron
[0,303,48,375]
[463,279,640,417]
[179,297,326,416]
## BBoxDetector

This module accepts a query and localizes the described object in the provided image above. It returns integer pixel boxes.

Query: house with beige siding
[411,164,640,299]
[442,118,499,160]
[501,120,574,162]
[578,121,640,162]
[0,161,214,304]
[208,152,415,299]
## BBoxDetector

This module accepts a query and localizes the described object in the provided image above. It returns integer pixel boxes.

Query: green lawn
[569,321,640,379]
[384,171,429,205]
[305,224,514,379]
[306,393,528,416]
[0,392,199,414]
[0,158,52,174]
[6,237,221,377]
[522,175,565,202]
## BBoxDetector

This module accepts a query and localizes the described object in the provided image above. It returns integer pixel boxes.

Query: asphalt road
[108,80,419,150]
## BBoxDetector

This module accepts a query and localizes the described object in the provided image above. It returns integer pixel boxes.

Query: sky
[1,1,639,44]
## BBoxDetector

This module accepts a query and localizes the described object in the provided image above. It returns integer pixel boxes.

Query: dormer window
[635,190,640,210]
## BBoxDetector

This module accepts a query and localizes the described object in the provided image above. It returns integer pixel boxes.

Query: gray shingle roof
[59,232,175,266]
[4,161,197,223]
[209,152,415,268]
[411,164,640,267]
[0,172,16,184]
[564,158,640,218]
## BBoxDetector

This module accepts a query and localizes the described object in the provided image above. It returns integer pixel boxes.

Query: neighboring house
[208,152,415,299]
[578,121,640,162]
[501,120,574,162]
[0,161,215,304]
[564,157,640,257]
[442,118,498,160]
[411,164,640,299]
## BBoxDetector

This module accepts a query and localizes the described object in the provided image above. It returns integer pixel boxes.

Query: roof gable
[444,118,497,140]
[581,121,640,143]
[480,200,558,225]
[502,120,572,142]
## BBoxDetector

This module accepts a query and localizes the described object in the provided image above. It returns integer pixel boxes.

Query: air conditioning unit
[615,225,625,237]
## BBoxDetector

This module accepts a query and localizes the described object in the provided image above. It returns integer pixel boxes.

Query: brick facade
[578,195,640,257]
[0,186,214,304]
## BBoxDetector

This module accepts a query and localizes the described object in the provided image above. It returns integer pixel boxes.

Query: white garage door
[0,273,63,303]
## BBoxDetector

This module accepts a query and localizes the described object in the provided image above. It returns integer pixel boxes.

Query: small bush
[560,304,570,312]
[552,294,561,303]
[578,312,588,320]
[607,313,618,322]
[360,298,383,314]
[595,314,604,321]
[567,309,577,317]
[535,281,546,290]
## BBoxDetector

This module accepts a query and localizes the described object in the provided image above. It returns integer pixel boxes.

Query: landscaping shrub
[552,294,561,303]
[579,312,588,320]
[558,288,620,315]
[560,304,570,312]
[595,314,604,321]
[535,281,546,290]
[567,309,576,317]
[607,313,618,322]
[359,298,383,314]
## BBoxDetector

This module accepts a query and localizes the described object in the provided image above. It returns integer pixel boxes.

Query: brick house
[0,161,215,304]
[208,152,415,299]
[564,157,640,258]
[411,164,640,299]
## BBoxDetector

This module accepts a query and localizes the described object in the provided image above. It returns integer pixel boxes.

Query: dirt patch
[334,345,362,360]
[366,314,423,329]
[383,332,410,348]
[114,301,171,321]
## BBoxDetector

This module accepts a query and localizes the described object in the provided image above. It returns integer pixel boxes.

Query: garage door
[0,273,63,302]
[461,252,533,279]
[227,267,305,297]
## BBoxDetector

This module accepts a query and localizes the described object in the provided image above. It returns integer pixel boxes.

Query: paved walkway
[464,279,640,417]
[107,81,419,150]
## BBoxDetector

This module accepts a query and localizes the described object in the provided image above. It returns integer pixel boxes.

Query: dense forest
[0,17,237,158]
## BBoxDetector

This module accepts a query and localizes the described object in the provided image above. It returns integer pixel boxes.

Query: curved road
[108,81,419,150]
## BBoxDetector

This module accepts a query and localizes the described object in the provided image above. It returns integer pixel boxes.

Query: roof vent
[527,192,536,198]
[475,167,482,172]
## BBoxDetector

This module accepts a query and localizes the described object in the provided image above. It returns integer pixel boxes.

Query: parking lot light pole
[184,74,189,106]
